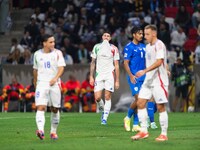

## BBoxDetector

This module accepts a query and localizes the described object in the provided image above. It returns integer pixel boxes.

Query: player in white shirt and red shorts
[33,34,66,140]
[89,31,120,125]
[131,25,169,142]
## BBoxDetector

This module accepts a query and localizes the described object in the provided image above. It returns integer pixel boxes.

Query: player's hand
[130,74,137,84]
[136,70,145,78]
[115,81,119,89]
[89,76,94,86]
[50,78,57,86]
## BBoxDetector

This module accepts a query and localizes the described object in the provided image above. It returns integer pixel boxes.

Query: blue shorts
[127,76,143,96]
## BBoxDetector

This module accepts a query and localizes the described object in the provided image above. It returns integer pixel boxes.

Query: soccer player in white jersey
[33,34,66,140]
[89,31,120,125]
[131,25,169,142]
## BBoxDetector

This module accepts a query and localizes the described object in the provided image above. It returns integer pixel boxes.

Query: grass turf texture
[0,112,200,150]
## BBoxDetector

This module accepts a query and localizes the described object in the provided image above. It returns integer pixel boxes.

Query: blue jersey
[123,42,146,82]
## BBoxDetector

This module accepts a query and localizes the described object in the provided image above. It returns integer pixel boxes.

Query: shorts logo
[134,87,138,91]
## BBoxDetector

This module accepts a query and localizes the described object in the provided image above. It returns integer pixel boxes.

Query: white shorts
[94,78,114,92]
[35,81,61,108]
[138,84,168,104]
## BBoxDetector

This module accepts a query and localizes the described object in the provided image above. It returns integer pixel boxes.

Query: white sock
[103,100,111,121]
[159,111,168,136]
[51,111,60,134]
[138,108,148,133]
[36,110,45,132]
[96,99,104,112]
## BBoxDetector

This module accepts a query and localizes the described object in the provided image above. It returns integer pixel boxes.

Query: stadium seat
[164,7,178,18]
[186,6,194,16]
[188,28,198,40]
[183,39,197,52]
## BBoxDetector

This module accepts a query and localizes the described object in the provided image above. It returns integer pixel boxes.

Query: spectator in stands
[31,7,45,24]
[24,79,36,112]
[170,25,187,57]
[63,74,80,112]
[52,0,66,17]
[44,17,57,35]
[1,76,24,112]
[63,2,78,29]
[77,42,90,64]
[61,47,73,65]
[80,72,95,112]
[34,27,45,51]
[23,49,32,65]
[174,5,191,33]
[35,0,50,14]
[195,41,200,64]
[192,3,200,28]
[54,26,63,49]
[6,38,25,64]
[171,58,192,112]
[61,37,79,63]
[20,31,33,51]
[158,22,171,50]
[24,17,40,44]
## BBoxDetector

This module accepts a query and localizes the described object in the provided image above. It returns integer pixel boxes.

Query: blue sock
[133,111,139,125]
[127,108,134,118]
[147,102,156,123]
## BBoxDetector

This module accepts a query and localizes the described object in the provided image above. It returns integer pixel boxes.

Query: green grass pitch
[0,112,200,150]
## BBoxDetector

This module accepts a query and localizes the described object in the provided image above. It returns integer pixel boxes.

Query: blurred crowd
[0,73,95,112]
[1,0,199,67]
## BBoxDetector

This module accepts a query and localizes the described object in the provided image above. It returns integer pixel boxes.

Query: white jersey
[33,49,66,82]
[143,40,169,86]
[91,40,119,79]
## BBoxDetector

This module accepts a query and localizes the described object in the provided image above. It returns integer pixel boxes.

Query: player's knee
[51,107,59,113]
[136,99,146,109]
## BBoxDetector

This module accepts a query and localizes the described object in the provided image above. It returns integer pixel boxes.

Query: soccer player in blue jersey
[123,26,157,132]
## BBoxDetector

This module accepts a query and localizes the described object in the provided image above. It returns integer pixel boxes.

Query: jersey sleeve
[57,50,66,67]
[155,41,165,59]
[123,45,132,60]
[33,51,38,70]
[90,44,97,59]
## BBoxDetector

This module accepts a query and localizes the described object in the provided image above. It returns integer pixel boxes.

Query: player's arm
[114,60,120,89]
[33,69,38,88]
[124,60,137,84]
[50,66,64,86]
[136,59,163,77]
[89,58,96,86]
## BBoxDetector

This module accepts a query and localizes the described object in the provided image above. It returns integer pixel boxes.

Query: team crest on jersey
[124,53,127,57]
[134,87,138,91]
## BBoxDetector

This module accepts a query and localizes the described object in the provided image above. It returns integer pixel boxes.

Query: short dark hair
[131,26,142,34]
[145,24,157,32]
[41,34,53,43]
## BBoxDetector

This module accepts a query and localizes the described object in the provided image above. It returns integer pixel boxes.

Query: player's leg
[101,78,114,125]
[131,85,151,140]
[153,85,168,142]
[147,98,157,129]
[35,84,48,140]
[94,80,104,112]
[124,79,140,131]
[49,85,61,140]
